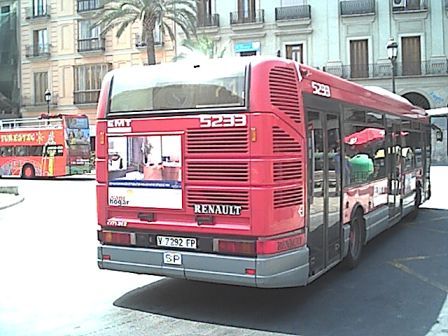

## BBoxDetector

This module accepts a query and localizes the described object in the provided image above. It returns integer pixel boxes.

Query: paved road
[0,168,446,336]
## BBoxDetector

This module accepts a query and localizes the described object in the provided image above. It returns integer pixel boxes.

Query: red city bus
[96,57,432,288]
[0,114,91,178]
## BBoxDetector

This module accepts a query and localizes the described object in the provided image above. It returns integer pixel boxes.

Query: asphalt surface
[0,167,446,336]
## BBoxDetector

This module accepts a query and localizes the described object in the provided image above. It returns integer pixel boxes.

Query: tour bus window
[0,147,13,156]
[28,146,43,156]
[15,146,28,156]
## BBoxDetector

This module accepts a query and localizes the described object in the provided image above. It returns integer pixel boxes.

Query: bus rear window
[109,59,247,113]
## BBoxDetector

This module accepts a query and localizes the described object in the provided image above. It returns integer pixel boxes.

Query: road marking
[404,223,448,235]
[388,260,448,293]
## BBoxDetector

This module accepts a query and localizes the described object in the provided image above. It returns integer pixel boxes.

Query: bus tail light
[213,231,306,257]
[214,239,256,257]
[100,230,135,246]
[257,232,306,255]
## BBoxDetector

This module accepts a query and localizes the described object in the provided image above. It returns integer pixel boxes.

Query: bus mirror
[431,123,443,142]
[435,129,443,142]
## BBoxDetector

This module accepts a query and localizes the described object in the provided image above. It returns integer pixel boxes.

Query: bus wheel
[344,211,364,269]
[21,164,35,179]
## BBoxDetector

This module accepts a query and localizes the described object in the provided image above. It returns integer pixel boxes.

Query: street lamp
[44,89,51,116]
[386,38,398,93]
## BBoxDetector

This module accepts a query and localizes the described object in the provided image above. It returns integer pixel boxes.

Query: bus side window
[0,147,13,156]
[16,146,28,156]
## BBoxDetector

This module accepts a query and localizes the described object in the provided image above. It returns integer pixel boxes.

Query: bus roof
[101,56,427,121]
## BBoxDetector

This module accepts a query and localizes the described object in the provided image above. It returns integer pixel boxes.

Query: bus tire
[344,211,365,270]
[21,164,35,179]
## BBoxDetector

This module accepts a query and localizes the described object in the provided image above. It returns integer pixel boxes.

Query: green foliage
[174,35,227,61]
[93,0,198,65]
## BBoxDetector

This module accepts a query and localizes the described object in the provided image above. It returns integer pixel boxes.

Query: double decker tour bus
[0,114,91,178]
[96,57,435,288]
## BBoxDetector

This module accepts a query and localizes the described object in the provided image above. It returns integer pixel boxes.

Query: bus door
[387,119,403,221]
[307,110,342,276]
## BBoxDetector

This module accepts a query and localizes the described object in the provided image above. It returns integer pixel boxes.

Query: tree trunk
[144,23,156,65]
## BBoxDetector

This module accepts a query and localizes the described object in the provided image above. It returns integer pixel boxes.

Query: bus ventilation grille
[187,162,249,182]
[187,189,249,210]
[274,161,303,182]
[273,127,302,153]
[187,128,249,154]
[269,66,301,125]
[274,187,303,209]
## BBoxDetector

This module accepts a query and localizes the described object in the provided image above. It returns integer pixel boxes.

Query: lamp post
[386,38,398,94]
[44,89,51,116]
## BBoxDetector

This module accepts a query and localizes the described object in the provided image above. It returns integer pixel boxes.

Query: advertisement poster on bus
[108,135,182,209]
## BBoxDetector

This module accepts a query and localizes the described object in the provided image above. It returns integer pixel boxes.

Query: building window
[238,0,256,20]
[33,0,47,16]
[1,5,10,14]
[285,44,303,63]
[79,19,100,39]
[32,29,49,56]
[78,19,104,52]
[350,39,368,78]
[198,0,212,22]
[402,36,421,76]
[74,64,110,104]
[34,72,48,104]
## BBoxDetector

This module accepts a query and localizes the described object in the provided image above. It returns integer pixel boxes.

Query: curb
[0,195,25,211]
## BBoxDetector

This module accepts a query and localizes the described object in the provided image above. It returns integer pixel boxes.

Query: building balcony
[275,5,311,21]
[25,44,51,59]
[323,60,448,79]
[25,5,50,19]
[340,0,375,16]
[77,37,105,53]
[445,0,448,10]
[77,0,104,13]
[198,13,220,28]
[230,9,264,25]
[392,0,428,12]
[74,90,100,105]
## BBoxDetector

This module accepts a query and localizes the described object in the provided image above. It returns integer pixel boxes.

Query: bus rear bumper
[98,245,309,288]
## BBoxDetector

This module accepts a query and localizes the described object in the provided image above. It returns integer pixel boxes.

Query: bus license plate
[157,236,197,249]
[163,252,182,265]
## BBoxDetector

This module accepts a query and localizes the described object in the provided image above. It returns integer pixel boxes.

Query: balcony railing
[340,0,375,16]
[198,13,220,27]
[323,60,448,79]
[74,90,100,104]
[25,44,51,58]
[392,0,428,12]
[77,0,104,12]
[275,5,311,21]
[25,5,50,19]
[230,9,264,25]
[78,37,105,52]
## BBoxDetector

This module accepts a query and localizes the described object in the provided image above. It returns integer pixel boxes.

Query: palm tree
[94,0,198,65]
